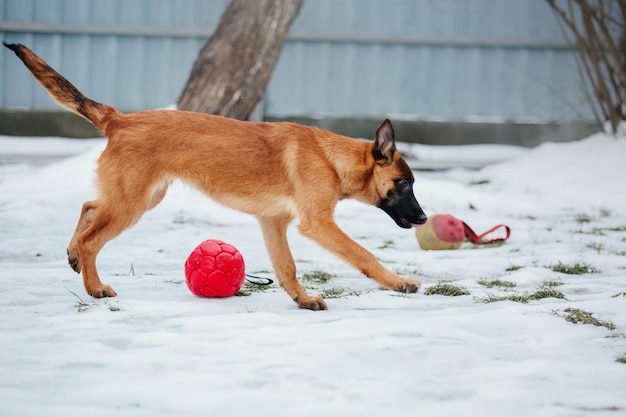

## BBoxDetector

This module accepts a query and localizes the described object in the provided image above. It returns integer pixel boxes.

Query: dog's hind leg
[258,215,327,311]
[76,202,146,298]
[67,182,168,274]
[67,200,100,273]
[75,177,169,298]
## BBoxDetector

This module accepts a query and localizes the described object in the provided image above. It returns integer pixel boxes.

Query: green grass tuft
[539,280,563,289]
[301,269,336,284]
[235,280,273,297]
[531,288,566,300]
[318,286,363,299]
[586,242,605,253]
[505,264,523,272]
[377,239,396,249]
[478,277,517,289]
[575,225,626,236]
[560,308,616,330]
[551,261,599,275]
[475,294,532,304]
[574,213,593,224]
[66,287,94,312]
[67,287,121,312]
[475,287,565,304]
[425,281,470,296]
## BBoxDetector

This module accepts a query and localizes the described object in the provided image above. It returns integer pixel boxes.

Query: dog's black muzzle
[379,189,427,229]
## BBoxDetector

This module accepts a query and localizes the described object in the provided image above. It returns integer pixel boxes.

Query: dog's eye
[397,179,411,189]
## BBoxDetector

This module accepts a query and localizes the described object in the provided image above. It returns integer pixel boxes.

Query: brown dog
[5,43,427,310]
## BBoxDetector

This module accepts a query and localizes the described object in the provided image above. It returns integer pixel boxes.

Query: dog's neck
[315,131,374,200]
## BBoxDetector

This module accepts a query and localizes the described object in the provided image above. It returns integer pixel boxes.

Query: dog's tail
[3,43,120,133]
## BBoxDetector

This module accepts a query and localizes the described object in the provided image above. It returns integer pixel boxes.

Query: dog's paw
[68,257,81,273]
[67,249,81,273]
[393,278,421,294]
[87,284,117,298]
[295,295,328,311]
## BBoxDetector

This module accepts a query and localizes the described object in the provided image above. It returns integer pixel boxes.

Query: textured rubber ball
[184,239,245,297]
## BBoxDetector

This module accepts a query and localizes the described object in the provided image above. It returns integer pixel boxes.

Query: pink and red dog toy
[415,214,510,250]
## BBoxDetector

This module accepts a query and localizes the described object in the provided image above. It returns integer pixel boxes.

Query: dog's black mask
[378,178,427,229]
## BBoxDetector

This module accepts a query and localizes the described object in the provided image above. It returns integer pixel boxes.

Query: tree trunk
[177,0,303,120]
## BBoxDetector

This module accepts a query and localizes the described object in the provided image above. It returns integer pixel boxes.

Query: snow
[0,131,625,417]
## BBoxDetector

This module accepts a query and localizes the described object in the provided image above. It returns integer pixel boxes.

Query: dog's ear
[373,119,396,164]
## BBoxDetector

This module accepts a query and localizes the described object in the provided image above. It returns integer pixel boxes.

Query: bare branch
[547,0,625,133]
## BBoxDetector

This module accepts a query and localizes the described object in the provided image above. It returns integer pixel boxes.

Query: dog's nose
[416,212,428,225]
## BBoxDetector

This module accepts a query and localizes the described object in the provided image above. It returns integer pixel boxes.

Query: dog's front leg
[258,215,328,311]
[298,216,421,293]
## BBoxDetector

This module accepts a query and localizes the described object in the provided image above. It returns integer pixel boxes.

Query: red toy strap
[462,222,511,244]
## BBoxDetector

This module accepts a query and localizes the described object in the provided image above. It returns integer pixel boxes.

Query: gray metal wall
[1,0,591,123]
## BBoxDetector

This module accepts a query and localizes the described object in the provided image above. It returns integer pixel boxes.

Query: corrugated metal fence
[1,0,591,123]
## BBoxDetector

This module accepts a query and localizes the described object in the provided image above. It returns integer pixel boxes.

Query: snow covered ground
[0,130,625,417]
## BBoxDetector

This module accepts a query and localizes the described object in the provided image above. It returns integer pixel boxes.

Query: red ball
[184,239,245,298]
